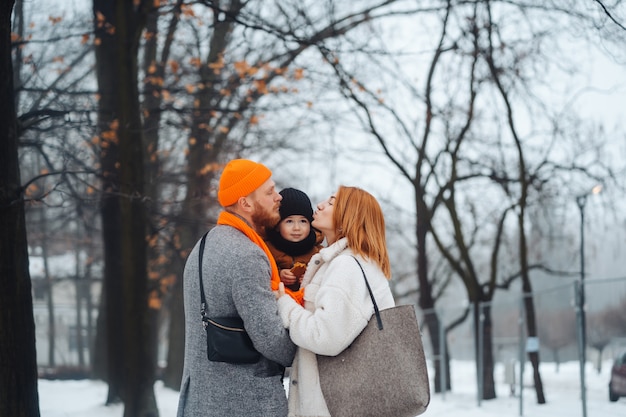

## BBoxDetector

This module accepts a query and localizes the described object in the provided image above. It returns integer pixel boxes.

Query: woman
[275,185,395,417]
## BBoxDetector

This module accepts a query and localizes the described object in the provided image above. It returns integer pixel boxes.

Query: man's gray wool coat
[177,225,297,417]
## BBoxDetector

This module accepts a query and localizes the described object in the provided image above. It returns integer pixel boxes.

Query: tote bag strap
[198,231,210,326]
[351,256,383,330]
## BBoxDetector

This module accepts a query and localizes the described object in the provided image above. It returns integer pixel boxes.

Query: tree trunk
[0,1,41,415]
[415,192,450,392]
[162,267,184,389]
[92,289,108,380]
[84,226,96,368]
[519,210,546,404]
[476,303,496,400]
[40,210,56,368]
[472,302,496,400]
[522,290,546,403]
[93,1,157,416]
[75,242,85,368]
[141,6,185,390]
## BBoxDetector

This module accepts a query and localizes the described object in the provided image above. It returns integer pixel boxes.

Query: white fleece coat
[277,238,395,417]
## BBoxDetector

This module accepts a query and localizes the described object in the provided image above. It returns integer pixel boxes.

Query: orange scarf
[218,211,304,305]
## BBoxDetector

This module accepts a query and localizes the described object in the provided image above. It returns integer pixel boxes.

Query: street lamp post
[576,194,587,360]
[575,184,601,417]
[576,184,602,352]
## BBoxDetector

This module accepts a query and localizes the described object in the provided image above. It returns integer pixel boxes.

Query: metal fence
[33,274,626,415]
[418,276,626,416]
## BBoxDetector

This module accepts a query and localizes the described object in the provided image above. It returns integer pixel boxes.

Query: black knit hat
[279,188,314,221]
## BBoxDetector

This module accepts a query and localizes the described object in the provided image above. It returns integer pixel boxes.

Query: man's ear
[238,195,253,212]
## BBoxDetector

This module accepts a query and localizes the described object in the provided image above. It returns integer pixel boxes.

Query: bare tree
[304,0,625,401]
[12,0,107,377]
[588,296,626,373]
[538,310,576,372]
[92,1,157,416]
[313,1,501,396]
[586,312,613,373]
[602,296,626,337]
[139,0,421,388]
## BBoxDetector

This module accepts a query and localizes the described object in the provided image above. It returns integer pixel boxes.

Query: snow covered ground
[39,360,626,417]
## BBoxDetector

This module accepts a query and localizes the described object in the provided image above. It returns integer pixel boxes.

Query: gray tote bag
[317,258,430,417]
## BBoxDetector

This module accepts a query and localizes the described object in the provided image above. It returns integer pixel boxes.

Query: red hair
[333,186,391,278]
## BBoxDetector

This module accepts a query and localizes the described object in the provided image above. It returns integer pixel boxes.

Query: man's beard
[251,202,280,231]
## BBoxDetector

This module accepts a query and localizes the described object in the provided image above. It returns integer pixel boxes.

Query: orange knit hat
[218,159,272,206]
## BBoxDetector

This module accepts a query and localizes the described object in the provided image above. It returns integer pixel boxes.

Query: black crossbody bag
[198,232,260,364]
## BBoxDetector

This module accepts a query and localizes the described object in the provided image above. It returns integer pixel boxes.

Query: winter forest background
[1,1,626,417]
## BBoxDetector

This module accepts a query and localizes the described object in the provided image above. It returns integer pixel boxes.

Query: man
[177,159,297,417]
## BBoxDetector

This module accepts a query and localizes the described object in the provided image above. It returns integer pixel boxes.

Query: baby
[266,187,323,291]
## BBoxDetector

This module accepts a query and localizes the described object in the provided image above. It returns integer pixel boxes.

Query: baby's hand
[279,269,297,285]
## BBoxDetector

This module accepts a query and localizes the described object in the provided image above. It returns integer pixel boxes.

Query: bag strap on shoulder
[351,256,383,330]
[199,231,210,328]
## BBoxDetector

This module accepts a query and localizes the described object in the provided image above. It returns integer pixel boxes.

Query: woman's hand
[274,282,286,300]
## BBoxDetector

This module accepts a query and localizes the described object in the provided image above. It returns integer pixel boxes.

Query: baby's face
[278,215,311,243]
